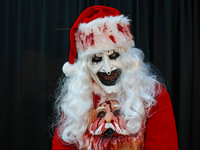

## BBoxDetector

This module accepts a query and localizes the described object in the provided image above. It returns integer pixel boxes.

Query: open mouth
[97,69,121,86]
[104,128,115,136]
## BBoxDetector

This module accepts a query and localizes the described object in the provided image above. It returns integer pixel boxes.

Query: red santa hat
[63,5,134,75]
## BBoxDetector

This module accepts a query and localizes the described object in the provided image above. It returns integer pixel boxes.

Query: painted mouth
[104,128,115,136]
[97,69,121,86]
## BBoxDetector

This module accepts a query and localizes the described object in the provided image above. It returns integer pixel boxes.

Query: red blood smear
[101,124,106,133]
[81,40,84,45]
[105,101,112,111]
[89,33,94,45]
[96,118,102,132]
[85,32,94,46]
[124,25,131,37]
[103,24,108,32]
[117,24,124,34]
[109,35,116,43]
[117,116,121,128]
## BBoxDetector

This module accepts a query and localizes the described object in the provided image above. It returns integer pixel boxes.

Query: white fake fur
[55,47,161,148]
[75,15,135,59]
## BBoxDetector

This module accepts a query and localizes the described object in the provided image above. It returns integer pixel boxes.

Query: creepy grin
[97,69,121,86]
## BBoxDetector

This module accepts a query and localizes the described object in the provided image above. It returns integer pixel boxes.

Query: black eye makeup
[113,109,121,117]
[92,54,102,63]
[97,111,106,118]
[109,51,120,60]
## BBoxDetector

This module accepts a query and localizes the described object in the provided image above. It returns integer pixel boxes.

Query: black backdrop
[0,0,200,150]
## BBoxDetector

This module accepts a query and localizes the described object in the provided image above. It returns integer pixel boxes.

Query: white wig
[54,58,93,148]
[54,47,161,148]
[117,48,161,133]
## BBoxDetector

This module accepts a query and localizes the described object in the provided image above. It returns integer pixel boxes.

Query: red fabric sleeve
[144,87,179,149]
[52,128,78,150]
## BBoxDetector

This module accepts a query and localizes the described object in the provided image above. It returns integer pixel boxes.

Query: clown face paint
[87,49,124,94]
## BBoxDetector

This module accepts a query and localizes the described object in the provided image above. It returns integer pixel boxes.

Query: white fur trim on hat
[75,15,135,59]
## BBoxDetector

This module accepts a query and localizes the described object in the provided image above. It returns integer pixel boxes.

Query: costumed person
[52,5,178,150]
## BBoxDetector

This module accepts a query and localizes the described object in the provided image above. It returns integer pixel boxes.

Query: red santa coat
[52,87,179,150]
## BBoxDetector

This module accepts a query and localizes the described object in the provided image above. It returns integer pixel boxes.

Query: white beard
[82,130,144,150]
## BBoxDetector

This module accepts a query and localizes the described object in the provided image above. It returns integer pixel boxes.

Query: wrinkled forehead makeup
[96,100,122,111]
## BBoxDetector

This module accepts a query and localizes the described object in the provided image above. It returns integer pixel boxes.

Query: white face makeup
[87,49,124,94]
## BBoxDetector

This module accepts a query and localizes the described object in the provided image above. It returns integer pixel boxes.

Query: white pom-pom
[62,62,77,77]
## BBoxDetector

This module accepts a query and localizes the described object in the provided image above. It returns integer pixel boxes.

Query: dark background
[0,0,199,150]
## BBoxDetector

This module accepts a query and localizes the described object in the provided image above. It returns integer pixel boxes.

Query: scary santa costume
[52,5,178,150]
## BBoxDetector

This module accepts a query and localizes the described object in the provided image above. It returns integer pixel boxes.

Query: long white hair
[54,47,162,148]
[117,48,161,134]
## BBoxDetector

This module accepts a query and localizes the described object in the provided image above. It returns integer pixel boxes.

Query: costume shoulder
[52,127,78,150]
[144,86,179,150]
